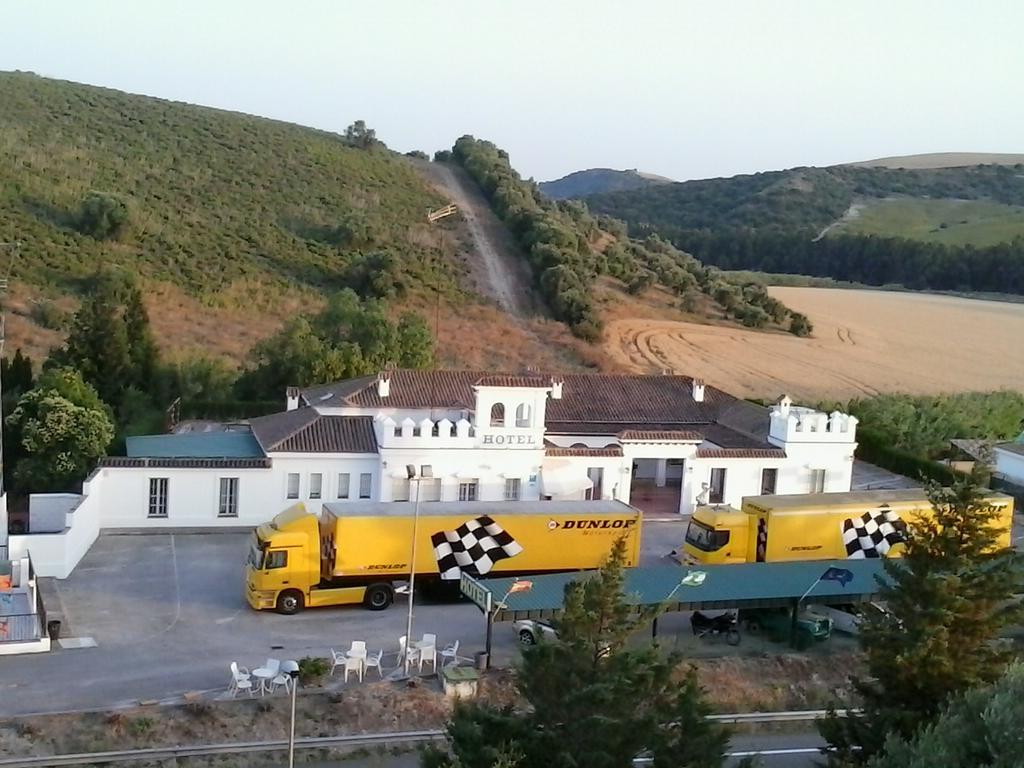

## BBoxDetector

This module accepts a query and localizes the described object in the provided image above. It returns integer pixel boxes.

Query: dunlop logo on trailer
[548,518,638,531]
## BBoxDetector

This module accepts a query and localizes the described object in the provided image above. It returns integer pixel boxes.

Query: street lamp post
[402,464,431,676]
[281,659,300,768]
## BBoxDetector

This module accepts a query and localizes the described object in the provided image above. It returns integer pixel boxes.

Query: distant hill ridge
[539,167,673,200]
[846,152,1024,170]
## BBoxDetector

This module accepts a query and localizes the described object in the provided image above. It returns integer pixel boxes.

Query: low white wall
[8,474,102,579]
[29,493,80,533]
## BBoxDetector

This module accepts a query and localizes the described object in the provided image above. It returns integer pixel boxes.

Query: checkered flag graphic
[755,518,769,562]
[841,508,907,558]
[431,516,524,580]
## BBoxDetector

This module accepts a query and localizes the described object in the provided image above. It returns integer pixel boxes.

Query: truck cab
[682,505,750,564]
[245,504,321,613]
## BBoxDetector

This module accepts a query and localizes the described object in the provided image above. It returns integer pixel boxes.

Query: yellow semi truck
[246,500,642,614]
[683,489,1014,565]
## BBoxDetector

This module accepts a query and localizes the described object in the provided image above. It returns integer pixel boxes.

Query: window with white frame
[809,469,826,494]
[515,403,531,428]
[286,473,300,499]
[504,478,521,500]
[337,473,350,499]
[309,473,323,499]
[359,473,372,499]
[458,479,479,501]
[218,477,239,517]
[392,477,411,502]
[148,478,168,518]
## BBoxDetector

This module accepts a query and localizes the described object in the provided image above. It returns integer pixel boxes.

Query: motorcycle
[690,610,741,646]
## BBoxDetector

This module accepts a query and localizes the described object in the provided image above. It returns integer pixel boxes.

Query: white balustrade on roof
[375,415,476,448]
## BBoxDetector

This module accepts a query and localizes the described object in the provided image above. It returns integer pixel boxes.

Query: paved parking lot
[0,520,693,716]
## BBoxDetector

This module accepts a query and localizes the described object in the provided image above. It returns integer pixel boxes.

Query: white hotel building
[7,370,858,577]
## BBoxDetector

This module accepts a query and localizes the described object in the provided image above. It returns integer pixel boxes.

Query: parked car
[739,607,832,649]
[514,619,557,645]
[821,602,890,635]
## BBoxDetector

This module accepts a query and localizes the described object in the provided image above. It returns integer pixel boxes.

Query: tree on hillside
[2,349,34,395]
[50,288,133,408]
[124,286,158,389]
[48,272,162,410]
[344,120,381,150]
[78,191,129,240]
[424,539,729,768]
[6,368,114,492]
[819,471,1022,764]
[865,663,1024,768]
[236,290,434,400]
[788,312,813,337]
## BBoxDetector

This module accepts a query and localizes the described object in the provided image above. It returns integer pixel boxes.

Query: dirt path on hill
[416,161,538,317]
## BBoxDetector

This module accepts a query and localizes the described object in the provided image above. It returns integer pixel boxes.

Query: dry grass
[0,652,857,761]
[604,287,1024,400]
[848,152,1024,169]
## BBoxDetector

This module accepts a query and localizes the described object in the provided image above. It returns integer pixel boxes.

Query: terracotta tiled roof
[699,424,775,450]
[303,370,738,425]
[100,457,272,469]
[618,430,703,442]
[250,410,377,454]
[696,448,786,459]
[545,447,623,457]
[474,374,550,388]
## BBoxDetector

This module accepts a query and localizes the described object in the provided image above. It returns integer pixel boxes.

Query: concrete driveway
[0,520,691,716]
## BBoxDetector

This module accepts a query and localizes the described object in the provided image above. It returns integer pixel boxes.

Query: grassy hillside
[539,168,671,200]
[848,152,1024,169]
[585,164,1024,238]
[831,198,1024,246]
[0,72,460,298]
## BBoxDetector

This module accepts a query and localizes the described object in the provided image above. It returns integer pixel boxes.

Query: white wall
[28,494,81,533]
[995,448,1024,485]
[378,446,546,502]
[8,473,102,579]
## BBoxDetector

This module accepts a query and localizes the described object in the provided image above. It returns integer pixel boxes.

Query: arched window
[515,402,531,428]
[490,403,505,427]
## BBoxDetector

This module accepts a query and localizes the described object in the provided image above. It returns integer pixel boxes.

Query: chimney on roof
[376,372,391,398]
[285,386,300,411]
[550,376,563,400]
[777,394,792,417]
[692,378,705,403]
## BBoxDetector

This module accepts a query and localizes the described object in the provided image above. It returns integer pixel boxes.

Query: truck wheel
[363,583,394,611]
[276,590,304,615]
[518,629,537,646]
[745,619,761,633]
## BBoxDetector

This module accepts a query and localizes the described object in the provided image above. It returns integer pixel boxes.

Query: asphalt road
[0,521,696,716]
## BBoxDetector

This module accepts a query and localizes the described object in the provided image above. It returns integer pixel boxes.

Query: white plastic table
[251,666,276,696]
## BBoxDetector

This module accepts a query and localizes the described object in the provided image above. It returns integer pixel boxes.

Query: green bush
[856,427,964,484]
[30,299,68,330]
[179,399,280,421]
[78,191,129,240]
[298,656,329,685]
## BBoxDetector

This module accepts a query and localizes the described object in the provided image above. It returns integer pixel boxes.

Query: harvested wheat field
[606,287,1024,400]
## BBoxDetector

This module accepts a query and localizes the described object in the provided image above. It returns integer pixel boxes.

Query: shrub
[30,299,68,330]
[298,656,329,685]
[789,312,813,337]
[78,191,129,240]
[856,427,965,484]
[129,716,154,736]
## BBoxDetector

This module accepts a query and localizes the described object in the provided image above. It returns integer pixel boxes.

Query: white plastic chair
[418,633,437,673]
[365,649,384,679]
[348,640,367,659]
[229,662,253,697]
[440,640,460,667]
[399,635,420,668]
[329,648,347,676]
[343,654,363,682]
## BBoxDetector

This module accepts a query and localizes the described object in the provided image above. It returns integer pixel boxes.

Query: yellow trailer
[682,489,1014,565]
[246,500,641,613]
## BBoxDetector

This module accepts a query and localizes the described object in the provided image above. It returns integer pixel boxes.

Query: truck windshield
[685,520,730,552]
[247,538,264,570]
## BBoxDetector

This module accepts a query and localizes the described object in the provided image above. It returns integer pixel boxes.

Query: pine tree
[50,292,132,408]
[123,286,158,389]
[819,471,1022,764]
[428,539,730,768]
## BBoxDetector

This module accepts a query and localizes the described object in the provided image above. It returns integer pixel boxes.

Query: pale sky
[3,1,1022,182]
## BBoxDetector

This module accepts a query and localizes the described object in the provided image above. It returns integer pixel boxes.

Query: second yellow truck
[246,500,642,613]
[683,489,1014,565]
